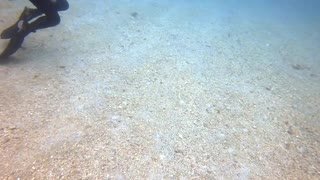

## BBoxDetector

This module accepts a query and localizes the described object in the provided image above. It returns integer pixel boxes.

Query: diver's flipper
[0,36,25,59]
[1,23,21,40]
[1,7,29,39]
[1,7,40,39]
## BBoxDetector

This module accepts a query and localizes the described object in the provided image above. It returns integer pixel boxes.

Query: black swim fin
[0,36,25,59]
[1,7,40,39]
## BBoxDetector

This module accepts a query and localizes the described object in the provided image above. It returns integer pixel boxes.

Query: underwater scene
[0,0,319,179]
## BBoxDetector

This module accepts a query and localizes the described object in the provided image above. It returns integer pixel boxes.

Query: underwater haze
[0,0,319,179]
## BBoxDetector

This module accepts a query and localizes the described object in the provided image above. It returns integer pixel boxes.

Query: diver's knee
[49,15,61,26]
[57,0,69,11]
[53,15,61,26]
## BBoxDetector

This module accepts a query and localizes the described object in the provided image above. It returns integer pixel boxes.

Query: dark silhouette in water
[0,0,69,59]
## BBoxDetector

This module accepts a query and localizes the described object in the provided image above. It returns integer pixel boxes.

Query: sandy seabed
[0,0,320,179]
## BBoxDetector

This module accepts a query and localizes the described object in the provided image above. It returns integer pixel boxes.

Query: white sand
[1,0,320,179]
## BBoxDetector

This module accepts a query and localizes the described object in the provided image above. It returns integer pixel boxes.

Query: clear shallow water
[0,0,319,179]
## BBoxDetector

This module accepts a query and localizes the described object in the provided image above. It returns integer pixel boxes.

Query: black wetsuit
[0,0,69,58]
[28,0,69,31]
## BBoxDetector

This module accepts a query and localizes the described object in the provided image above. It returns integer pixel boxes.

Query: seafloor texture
[0,0,319,179]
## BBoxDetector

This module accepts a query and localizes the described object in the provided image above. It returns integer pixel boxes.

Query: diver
[0,0,69,59]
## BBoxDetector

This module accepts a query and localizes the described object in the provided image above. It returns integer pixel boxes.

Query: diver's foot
[0,36,25,59]
[1,7,31,39]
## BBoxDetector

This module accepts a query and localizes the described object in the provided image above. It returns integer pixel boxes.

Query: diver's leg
[30,0,69,11]
[0,11,60,59]
[1,0,68,39]
[1,0,69,37]
[0,9,61,58]
[29,0,63,28]
[0,0,67,58]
